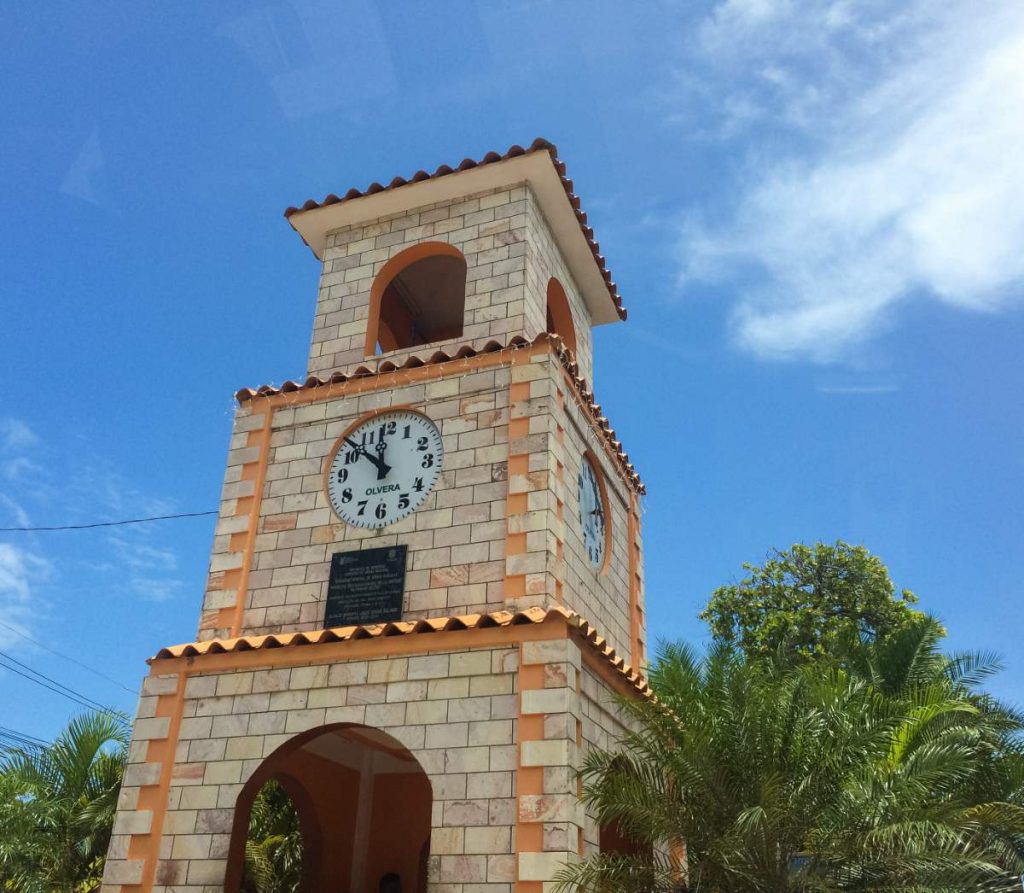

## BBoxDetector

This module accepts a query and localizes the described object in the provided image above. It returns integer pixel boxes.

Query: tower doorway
[226,724,432,893]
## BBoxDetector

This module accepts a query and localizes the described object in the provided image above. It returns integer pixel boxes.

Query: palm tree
[0,710,128,892]
[242,780,304,893]
[556,639,1024,892]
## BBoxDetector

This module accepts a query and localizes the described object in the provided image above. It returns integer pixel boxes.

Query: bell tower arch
[365,241,468,356]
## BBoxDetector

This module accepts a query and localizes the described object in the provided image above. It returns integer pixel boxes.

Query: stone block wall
[306,184,595,385]
[578,661,638,857]
[522,186,595,383]
[515,636,586,891]
[102,642,522,893]
[197,342,642,663]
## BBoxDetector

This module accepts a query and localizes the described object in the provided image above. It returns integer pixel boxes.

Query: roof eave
[286,149,624,326]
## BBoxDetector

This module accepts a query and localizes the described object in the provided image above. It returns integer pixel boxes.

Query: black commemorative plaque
[324,545,407,627]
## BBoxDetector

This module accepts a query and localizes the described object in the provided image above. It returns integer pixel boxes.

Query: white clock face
[578,455,607,568]
[326,410,443,529]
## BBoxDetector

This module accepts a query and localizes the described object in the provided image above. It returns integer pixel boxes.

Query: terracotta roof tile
[151,605,651,697]
[235,332,644,494]
[284,138,626,321]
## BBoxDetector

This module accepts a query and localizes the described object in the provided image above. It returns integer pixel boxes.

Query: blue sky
[1,1,1022,739]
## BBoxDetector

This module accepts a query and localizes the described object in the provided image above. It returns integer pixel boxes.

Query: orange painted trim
[231,407,273,637]
[545,277,578,356]
[627,494,642,671]
[577,636,646,701]
[514,638,570,892]
[238,335,643,493]
[148,617,568,677]
[250,340,546,413]
[559,365,641,497]
[133,669,186,893]
[364,241,466,357]
[505,351,536,603]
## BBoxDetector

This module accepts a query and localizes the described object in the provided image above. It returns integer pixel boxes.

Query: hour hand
[373,440,391,480]
[345,437,391,478]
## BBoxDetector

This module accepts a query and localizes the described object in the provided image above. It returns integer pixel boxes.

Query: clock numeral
[336,468,348,483]
[416,436,428,451]
[398,493,410,510]
[413,477,424,492]
[345,450,360,465]
[403,425,411,439]
[340,488,353,504]
[375,502,387,520]
[356,500,368,517]
[421,453,434,469]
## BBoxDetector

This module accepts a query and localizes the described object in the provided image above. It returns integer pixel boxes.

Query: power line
[0,656,98,712]
[0,619,136,695]
[0,725,47,751]
[0,647,109,710]
[0,649,109,713]
[0,725,46,746]
[0,510,217,532]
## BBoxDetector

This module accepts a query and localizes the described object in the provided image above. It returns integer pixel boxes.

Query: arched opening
[366,242,467,356]
[226,724,432,893]
[546,277,577,356]
[600,819,649,858]
[598,757,650,861]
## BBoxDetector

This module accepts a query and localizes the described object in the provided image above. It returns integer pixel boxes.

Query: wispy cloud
[0,418,189,635]
[675,1,1024,361]
[816,384,900,395]
[60,127,106,206]
[1,419,39,452]
[0,543,52,648]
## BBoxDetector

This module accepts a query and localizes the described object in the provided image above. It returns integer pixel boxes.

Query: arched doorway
[226,724,432,893]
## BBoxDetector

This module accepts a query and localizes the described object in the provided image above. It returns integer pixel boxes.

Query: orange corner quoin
[103,139,650,893]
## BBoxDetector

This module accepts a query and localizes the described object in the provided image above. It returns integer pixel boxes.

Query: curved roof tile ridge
[283,138,626,321]
[152,605,651,697]
[233,332,644,494]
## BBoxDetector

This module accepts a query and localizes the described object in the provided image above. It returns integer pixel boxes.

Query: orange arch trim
[365,241,466,357]
[546,277,577,356]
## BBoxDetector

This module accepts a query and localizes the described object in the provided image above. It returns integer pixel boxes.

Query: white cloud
[2,456,43,482]
[0,543,52,648]
[60,128,105,206]
[677,1,1024,361]
[1,419,38,452]
[0,425,189,616]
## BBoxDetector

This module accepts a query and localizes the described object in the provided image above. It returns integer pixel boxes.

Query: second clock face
[326,410,443,529]
[578,455,607,569]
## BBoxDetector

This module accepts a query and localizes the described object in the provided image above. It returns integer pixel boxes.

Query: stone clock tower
[103,139,648,893]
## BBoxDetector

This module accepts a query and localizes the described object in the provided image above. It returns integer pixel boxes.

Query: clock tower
[103,139,649,893]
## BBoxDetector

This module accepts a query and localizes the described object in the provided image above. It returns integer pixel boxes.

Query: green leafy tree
[700,542,929,663]
[242,780,304,893]
[556,638,1024,892]
[0,710,128,892]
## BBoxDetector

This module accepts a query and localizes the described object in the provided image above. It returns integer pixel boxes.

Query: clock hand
[343,436,393,479]
[373,440,391,480]
[344,437,385,472]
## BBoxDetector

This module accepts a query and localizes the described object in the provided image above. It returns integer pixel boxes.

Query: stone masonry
[103,143,648,893]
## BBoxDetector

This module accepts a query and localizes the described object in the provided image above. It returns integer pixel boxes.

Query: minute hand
[344,438,392,477]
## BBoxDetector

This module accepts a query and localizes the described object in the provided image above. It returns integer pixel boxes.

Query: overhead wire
[0,509,217,532]
[0,648,110,712]
[0,619,136,694]
[0,725,47,751]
